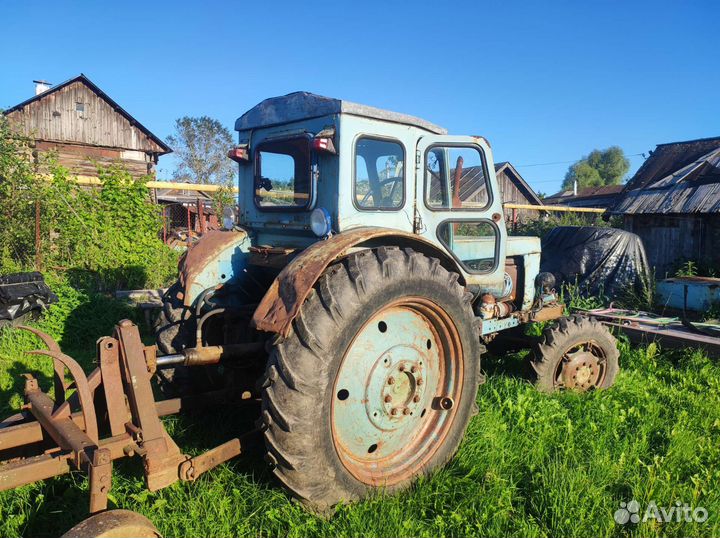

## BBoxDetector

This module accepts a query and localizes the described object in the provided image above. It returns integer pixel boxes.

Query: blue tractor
[154,92,619,508]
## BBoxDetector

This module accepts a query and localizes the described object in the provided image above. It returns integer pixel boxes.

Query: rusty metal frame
[251,227,465,336]
[0,320,255,515]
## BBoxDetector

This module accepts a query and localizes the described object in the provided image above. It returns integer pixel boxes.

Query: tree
[166,117,236,185]
[562,146,630,190]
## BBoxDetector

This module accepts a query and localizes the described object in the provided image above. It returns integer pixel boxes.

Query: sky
[1,0,718,196]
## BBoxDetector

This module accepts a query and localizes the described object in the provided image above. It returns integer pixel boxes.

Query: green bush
[0,115,179,290]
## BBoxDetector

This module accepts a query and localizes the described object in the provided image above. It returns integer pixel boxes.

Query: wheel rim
[555,341,607,391]
[331,297,463,486]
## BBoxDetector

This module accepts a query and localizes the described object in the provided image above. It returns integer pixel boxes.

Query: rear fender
[178,229,251,307]
[250,227,465,337]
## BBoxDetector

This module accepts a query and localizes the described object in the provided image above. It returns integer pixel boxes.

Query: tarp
[540,226,650,298]
[0,272,58,325]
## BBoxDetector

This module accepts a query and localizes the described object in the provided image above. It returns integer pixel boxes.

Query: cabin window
[254,136,312,210]
[75,102,85,115]
[354,137,405,210]
[437,220,499,273]
[425,146,490,210]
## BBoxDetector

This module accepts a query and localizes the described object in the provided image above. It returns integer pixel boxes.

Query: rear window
[254,136,312,209]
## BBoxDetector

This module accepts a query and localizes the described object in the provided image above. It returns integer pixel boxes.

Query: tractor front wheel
[260,247,483,509]
[531,315,620,392]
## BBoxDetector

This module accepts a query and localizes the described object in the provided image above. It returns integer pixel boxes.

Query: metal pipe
[155,342,266,369]
[196,308,226,347]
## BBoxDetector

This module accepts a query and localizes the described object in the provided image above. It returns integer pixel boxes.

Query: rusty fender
[179,229,249,307]
[250,227,463,337]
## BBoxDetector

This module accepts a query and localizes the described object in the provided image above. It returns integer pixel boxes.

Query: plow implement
[0,319,260,532]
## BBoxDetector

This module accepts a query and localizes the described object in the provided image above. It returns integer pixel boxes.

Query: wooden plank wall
[496,168,539,222]
[6,81,164,153]
[34,141,152,178]
[625,214,708,277]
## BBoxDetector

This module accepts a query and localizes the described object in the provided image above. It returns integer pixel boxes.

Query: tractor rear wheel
[260,247,483,509]
[531,315,620,392]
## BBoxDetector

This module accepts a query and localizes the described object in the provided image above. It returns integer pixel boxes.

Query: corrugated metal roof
[613,147,720,214]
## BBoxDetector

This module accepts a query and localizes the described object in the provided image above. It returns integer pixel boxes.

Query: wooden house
[4,74,171,178]
[611,136,720,276]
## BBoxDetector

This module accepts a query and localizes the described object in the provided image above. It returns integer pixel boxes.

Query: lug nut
[387,376,395,385]
[417,378,423,386]
[411,365,418,373]
[398,364,405,372]
[403,408,410,416]
[391,408,398,416]
[413,395,420,403]
[384,395,392,403]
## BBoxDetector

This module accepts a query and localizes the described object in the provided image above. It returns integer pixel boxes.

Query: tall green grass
[1,291,719,537]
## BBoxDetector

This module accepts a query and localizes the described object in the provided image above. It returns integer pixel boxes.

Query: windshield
[254,136,312,209]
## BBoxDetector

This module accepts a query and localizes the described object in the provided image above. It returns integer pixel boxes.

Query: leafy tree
[562,146,630,190]
[166,116,236,185]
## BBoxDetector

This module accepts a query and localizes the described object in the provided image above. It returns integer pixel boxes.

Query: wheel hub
[562,351,601,390]
[375,354,425,425]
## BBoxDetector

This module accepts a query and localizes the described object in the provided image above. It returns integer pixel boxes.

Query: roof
[235,91,447,134]
[155,187,213,204]
[625,136,720,191]
[613,143,720,214]
[494,161,543,205]
[545,184,625,203]
[4,74,172,154]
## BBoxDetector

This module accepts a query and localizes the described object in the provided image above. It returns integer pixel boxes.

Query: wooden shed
[4,74,171,178]
[611,136,720,276]
[494,161,543,222]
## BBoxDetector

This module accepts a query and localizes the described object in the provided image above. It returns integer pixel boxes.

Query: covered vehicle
[0,272,58,326]
[540,226,650,298]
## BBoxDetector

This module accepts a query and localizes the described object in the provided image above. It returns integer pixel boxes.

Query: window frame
[436,217,501,275]
[423,144,494,212]
[253,134,315,212]
[352,134,407,212]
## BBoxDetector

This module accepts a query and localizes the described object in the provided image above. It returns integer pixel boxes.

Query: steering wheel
[361,177,402,207]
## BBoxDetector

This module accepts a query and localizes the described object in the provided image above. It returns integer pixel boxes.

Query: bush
[0,115,179,290]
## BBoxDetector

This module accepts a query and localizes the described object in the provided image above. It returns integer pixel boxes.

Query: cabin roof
[235,91,447,134]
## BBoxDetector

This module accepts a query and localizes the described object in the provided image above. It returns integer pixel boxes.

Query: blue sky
[1,0,718,195]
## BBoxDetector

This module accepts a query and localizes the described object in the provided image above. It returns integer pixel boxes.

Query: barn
[611,136,720,276]
[3,74,171,178]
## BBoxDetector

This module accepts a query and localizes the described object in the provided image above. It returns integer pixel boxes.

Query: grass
[1,282,720,537]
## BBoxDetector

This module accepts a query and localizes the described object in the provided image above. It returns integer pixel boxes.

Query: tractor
[0,92,619,535]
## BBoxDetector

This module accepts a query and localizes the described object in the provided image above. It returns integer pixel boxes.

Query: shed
[611,136,720,276]
[4,74,171,178]
[494,161,543,222]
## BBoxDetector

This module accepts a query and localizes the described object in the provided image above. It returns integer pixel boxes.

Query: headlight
[222,206,236,230]
[310,207,332,237]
